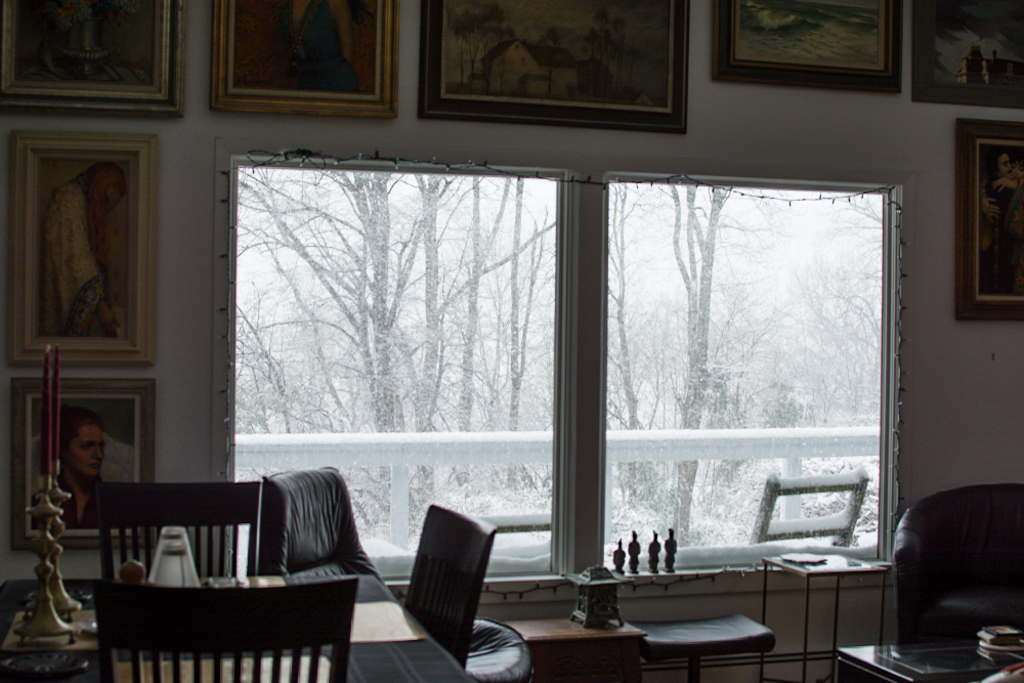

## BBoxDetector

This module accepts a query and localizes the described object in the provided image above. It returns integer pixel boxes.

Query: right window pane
[605,179,892,568]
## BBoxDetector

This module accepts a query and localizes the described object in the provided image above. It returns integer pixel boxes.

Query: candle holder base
[46,483,80,619]
[16,481,76,645]
[14,595,74,644]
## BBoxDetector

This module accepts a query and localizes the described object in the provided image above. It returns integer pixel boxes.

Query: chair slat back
[404,505,496,667]
[94,578,357,683]
[97,482,262,580]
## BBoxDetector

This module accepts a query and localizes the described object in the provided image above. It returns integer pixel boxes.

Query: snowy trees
[234,165,889,560]
[604,180,886,551]
[235,166,558,541]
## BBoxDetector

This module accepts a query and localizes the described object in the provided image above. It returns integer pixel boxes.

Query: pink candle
[40,346,50,476]
[52,345,60,476]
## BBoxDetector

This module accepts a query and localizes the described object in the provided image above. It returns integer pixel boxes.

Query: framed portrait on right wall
[956,118,1024,320]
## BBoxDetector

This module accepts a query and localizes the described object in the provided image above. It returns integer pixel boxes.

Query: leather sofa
[258,467,381,579]
[893,483,1024,643]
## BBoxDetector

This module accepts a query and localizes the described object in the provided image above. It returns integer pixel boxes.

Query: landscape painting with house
[440,0,673,110]
[931,2,1024,87]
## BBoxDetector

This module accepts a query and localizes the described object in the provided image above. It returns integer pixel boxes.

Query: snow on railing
[235,426,876,466]
[235,426,879,553]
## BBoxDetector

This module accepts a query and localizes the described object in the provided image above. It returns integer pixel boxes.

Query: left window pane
[232,166,558,578]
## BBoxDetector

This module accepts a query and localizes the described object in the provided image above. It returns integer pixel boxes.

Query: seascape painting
[713,0,898,90]
[733,0,885,71]
[439,0,674,110]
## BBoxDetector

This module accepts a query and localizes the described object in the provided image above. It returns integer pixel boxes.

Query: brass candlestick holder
[46,479,81,619]
[15,475,77,645]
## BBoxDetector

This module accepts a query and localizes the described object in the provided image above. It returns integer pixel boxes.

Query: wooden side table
[505,618,646,683]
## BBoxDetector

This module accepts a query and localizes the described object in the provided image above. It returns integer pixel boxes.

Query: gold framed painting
[211,0,398,117]
[8,131,158,366]
[713,0,901,91]
[0,0,183,115]
[956,119,1024,320]
[10,377,156,550]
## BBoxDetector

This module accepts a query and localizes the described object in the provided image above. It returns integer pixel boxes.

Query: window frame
[217,146,902,577]
[226,154,579,575]
[598,173,902,566]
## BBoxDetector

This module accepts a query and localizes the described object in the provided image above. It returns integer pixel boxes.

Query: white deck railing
[235,426,879,550]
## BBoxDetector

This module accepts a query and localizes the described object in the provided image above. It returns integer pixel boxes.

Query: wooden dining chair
[94,577,358,683]
[96,481,262,581]
[403,505,497,668]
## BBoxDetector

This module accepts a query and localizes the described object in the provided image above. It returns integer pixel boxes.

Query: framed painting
[0,0,183,115]
[10,378,155,550]
[913,0,1024,108]
[8,131,158,366]
[956,119,1024,320]
[418,0,689,133]
[211,0,398,117]
[713,0,901,91]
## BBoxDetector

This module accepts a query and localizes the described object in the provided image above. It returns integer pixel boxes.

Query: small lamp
[148,526,200,587]
[568,566,623,629]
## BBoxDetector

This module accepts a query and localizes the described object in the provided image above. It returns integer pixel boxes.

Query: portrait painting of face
[11,378,154,549]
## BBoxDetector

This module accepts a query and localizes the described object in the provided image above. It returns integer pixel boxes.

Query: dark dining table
[0,576,475,683]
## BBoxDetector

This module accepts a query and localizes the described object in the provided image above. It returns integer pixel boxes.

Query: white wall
[2,0,1022,611]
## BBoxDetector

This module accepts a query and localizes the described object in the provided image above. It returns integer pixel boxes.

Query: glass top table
[838,642,1024,683]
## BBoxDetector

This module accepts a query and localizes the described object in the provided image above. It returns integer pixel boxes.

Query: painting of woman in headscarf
[38,160,129,338]
[8,131,156,365]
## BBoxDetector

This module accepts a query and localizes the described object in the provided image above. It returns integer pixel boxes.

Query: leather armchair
[258,468,381,580]
[466,617,533,683]
[893,483,1024,643]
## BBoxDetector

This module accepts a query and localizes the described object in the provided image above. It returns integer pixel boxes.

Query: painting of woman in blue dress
[284,0,371,92]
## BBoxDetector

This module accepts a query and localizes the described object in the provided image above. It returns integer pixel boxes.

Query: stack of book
[979,626,1024,660]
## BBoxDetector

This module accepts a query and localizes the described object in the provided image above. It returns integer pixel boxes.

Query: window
[232,163,561,577]
[228,156,900,578]
[603,177,898,568]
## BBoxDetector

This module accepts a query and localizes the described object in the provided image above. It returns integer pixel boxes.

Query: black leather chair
[258,468,381,580]
[466,617,533,683]
[893,483,1024,643]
